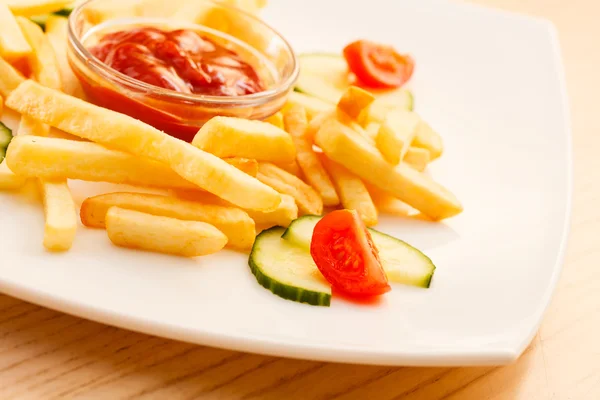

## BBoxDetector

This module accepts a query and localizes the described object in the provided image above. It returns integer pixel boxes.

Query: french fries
[106,207,228,257]
[264,112,284,130]
[376,109,420,165]
[274,160,302,177]
[38,179,77,251]
[81,192,256,250]
[283,105,339,206]
[7,136,259,190]
[403,146,430,172]
[6,0,73,17]
[0,161,27,190]
[6,81,281,211]
[320,156,378,226]
[305,111,331,143]
[17,17,62,91]
[16,116,77,252]
[0,4,31,61]
[193,116,296,163]
[175,190,298,229]
[364,121,380,138]
[257,163,323,215]
[19,115,50,136]
[6,136,203,190]
[361,104,444,161]
[12,24,78,253]
[413,120,444,160]
[243,193,297,228]
[45,16,86,98]
[305,109,366,144]
[337,86,375,119]
[315,119,462,220]
[0,56,25,97]
[284,92,333,121]
[0,96,3,116]
[366,184,415,217]
[222,157,258,177]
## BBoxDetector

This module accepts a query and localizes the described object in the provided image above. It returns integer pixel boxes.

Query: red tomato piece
[343,40,414,89]
[310,210,391,297]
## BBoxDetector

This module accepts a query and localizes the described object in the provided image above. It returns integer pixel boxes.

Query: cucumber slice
[282,216,435,288]
[249,227,331,306]
[296,53,414,111]
[0,122,13,163]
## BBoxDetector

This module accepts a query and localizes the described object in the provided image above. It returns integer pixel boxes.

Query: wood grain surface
[1,0,599,398]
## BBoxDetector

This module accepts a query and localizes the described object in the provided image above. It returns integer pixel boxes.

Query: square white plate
[0,0,571,366]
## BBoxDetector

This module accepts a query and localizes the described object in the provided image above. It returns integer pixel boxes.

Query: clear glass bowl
[67,0,298,142]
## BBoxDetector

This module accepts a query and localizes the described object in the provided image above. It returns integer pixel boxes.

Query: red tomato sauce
[88,27,265,96]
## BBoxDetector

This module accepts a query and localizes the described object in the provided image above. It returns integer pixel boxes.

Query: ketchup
[89,27,265,96]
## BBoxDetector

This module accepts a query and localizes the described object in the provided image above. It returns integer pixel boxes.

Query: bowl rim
[67,0,299,105]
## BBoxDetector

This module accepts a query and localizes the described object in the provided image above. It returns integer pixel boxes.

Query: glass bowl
[67,0,298,142]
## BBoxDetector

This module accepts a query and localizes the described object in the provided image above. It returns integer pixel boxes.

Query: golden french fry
[81,192,256,250]
[0,160,27,190]
[14,38,76,253]
[221,157,258,177]
[45,16,86,98]
[305,108,369,144]
[284,104,339,206]
[366,184,415,217]
[16,17,56,138]
[0,56,25,98]
[5,135,212,190]
[0,96,3,116]
[284,92,334,121]
[0,4,31,61]
[413,120,443,160]
[315,119,462,220]
[257,162,323,216]
[17,17,62,91]
[376,109,420,165]
[274,159,302,177]
[320,155,378,226]
[193,116,296,163]
[18,115,50,136]
[6,81,281,211]
[337,86,375,119]
[106,207,228,257]
[304,110,330,143]
[6,0,72,17]
[175,190,298,229]
[364,121,380,138]
[38,179,77,251]
[359,105,443,161]
[403,146,430,172]
[264,112,284,130]
[243,193,297,228]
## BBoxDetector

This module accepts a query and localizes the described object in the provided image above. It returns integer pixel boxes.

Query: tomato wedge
[343,40,414,89]
[310,210,391,297]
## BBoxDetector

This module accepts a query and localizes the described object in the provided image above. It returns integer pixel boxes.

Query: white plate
[0,0,571,366]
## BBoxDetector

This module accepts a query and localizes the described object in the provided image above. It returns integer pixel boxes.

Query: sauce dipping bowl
[67,0,298,142]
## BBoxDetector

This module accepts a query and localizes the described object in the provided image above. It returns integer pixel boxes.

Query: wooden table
[1,0,598,398]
